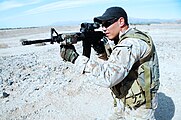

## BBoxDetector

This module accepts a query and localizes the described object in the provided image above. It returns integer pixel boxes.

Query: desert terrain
[0,24,181,120]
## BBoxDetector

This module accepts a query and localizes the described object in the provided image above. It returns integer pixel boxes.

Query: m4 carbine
[21,22,105,58]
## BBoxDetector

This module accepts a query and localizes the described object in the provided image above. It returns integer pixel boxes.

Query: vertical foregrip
[82,39,91,58]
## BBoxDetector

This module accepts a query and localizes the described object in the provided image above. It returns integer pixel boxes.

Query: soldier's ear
[118,17,125,27]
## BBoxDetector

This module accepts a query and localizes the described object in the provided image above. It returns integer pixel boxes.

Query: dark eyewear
[102,18,118,28]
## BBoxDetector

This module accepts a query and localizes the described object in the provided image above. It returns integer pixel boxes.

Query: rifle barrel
[22,38,52,45]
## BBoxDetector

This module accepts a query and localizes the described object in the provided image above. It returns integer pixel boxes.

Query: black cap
[94,7,128,24]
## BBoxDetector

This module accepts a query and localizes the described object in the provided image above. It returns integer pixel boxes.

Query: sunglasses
[102,18,118,28]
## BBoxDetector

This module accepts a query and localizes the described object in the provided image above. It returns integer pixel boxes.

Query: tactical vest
[110,28,160,109]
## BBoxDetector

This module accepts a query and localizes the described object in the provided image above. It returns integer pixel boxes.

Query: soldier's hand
[92,41,105,54]
[60,45,79,63]
[93,41,108,60]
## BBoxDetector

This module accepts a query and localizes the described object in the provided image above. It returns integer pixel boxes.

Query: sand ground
[0,24,181,120]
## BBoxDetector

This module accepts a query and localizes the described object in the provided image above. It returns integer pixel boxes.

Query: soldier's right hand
[93,41,108,60]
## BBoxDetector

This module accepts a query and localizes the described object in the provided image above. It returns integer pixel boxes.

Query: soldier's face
[102,18,120,40]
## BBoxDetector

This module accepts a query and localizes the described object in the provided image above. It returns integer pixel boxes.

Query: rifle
[21,22,105,58]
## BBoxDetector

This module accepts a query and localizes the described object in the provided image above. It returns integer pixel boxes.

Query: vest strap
[144,64,151,108]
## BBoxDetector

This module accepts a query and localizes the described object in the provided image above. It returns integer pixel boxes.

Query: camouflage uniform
[75,28,159,120]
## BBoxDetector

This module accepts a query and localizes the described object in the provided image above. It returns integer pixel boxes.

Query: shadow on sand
[155,92,175,120]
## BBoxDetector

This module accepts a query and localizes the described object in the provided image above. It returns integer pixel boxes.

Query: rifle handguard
[60,33,79,45]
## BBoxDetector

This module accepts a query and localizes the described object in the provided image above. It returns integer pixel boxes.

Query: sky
[0,0,181,28]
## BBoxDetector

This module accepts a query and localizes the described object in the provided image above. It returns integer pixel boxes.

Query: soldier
[60,6,160,120]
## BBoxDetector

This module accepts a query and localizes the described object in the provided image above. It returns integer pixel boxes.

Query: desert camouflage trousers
[107,94,158,120]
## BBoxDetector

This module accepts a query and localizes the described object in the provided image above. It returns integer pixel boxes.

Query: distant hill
[129,17,180,25]
[1,18,180,30]
[51,17,181,26]
[175,19,181,24]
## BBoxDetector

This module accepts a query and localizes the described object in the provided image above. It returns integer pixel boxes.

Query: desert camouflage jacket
[75,28,149,88]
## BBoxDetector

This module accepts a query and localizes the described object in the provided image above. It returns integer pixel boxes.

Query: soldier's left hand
[60,44,79,63]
